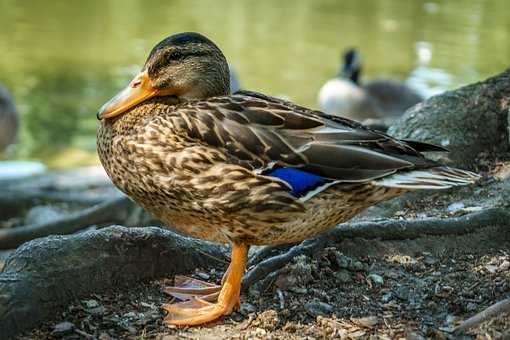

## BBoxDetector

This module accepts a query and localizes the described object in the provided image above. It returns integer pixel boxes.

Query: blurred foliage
[0,0,508,167]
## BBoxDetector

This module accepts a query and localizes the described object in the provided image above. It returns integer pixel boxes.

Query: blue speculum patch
[264,167,331,197]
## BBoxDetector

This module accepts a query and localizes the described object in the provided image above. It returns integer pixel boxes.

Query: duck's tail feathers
[372,166,480,190]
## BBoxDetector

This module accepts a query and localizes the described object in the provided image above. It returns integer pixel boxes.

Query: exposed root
[243,208,510,290]
[454,297,510,333]
[0,197,134,249]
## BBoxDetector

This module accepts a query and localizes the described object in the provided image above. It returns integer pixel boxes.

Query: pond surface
[0,0,508,168]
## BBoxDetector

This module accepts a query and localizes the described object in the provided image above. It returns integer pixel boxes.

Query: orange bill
[97,70,157,120]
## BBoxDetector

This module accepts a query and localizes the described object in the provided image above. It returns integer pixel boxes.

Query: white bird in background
[318,48,423,129]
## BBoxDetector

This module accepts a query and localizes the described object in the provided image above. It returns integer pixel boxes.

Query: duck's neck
[102,96,181,135]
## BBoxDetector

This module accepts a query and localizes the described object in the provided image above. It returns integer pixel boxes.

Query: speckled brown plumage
[96,32,479,326]
[97,90,444,245]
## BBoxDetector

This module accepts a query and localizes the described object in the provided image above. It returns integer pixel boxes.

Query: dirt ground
[19,223,510,339]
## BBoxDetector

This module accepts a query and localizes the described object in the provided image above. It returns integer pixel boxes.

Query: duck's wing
[177,90,441,184]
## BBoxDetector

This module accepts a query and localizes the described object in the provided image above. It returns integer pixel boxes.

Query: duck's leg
[163,243,249,326]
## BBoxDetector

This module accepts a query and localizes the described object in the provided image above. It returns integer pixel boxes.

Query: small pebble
[288,286,308,294]
[51,321,75,336]
[368,273,384,286]
[466,302,478,312]
[447,202,464,213]
[406,331,426,340]
[98,333,112,340]
[304,301,333,317]
[498,260,510,272]
[352,316,378,328]
[334,270,352,283]
[240,302,257,315]
[381,292,393,303]
[87,306,106,316]
[395,286,410,301]
[83,299,99,308]
[196,272,210,280]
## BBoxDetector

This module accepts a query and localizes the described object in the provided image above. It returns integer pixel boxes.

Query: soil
[19,224,510,339]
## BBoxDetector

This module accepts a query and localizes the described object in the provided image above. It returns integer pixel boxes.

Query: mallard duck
[318,48,423,123]
[0,84,18,152]
[96,32,478,326]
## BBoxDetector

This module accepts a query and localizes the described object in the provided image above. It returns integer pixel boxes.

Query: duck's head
[339,48,361,84]
[97,32,229,120]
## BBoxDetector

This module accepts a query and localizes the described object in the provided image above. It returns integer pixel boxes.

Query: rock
[83,299,99,308]
[288,286,308,294]
[485,264,498,274]
[51,321,75,336]
[368,273,384,286]
[87,305,106,316]
[422,253,438,265]
[351,316,379,328]
[304,301,333,317]
[250,310,279,331]
[447,202,464,213]
[240,302,257,315]
[466,302,478,312]
[276,255,315,290]
[381,292,393,303]
[25,205,64,225]
[98,333,112,340]
[389,69,510,169]
[0,226,227,339]
[334,254,365,272]
[334,270,352,283]
[498,260,510,272]
[406,331,426,340]
[395,285,410,301]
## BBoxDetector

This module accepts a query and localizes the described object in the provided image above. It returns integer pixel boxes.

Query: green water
[0,0,508,167]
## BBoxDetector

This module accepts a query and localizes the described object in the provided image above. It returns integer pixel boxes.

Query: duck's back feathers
[168,90,478,201]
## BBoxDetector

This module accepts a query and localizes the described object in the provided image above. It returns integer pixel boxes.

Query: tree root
[243,208,510,290]
[0,188,109,218]
[454,297,510,333]
[0,196,135,249]
[0,225,227,338]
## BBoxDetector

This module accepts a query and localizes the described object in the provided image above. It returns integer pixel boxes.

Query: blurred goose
[0,84,18,152]
[318,48,423,123]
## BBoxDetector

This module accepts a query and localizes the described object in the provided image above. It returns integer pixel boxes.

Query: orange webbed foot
[162,244,248,326]
[164,275,221,302]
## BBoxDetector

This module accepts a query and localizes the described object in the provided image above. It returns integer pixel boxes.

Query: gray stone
[389,69,510,169]
[368,273,384,286]
[304,301,333,317]
[334,270,352,283]
[51,321,75,336]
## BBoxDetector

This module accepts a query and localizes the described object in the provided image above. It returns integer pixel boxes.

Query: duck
[318,48,423,126]
[0,84,18,152]
[96,32,479,327]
